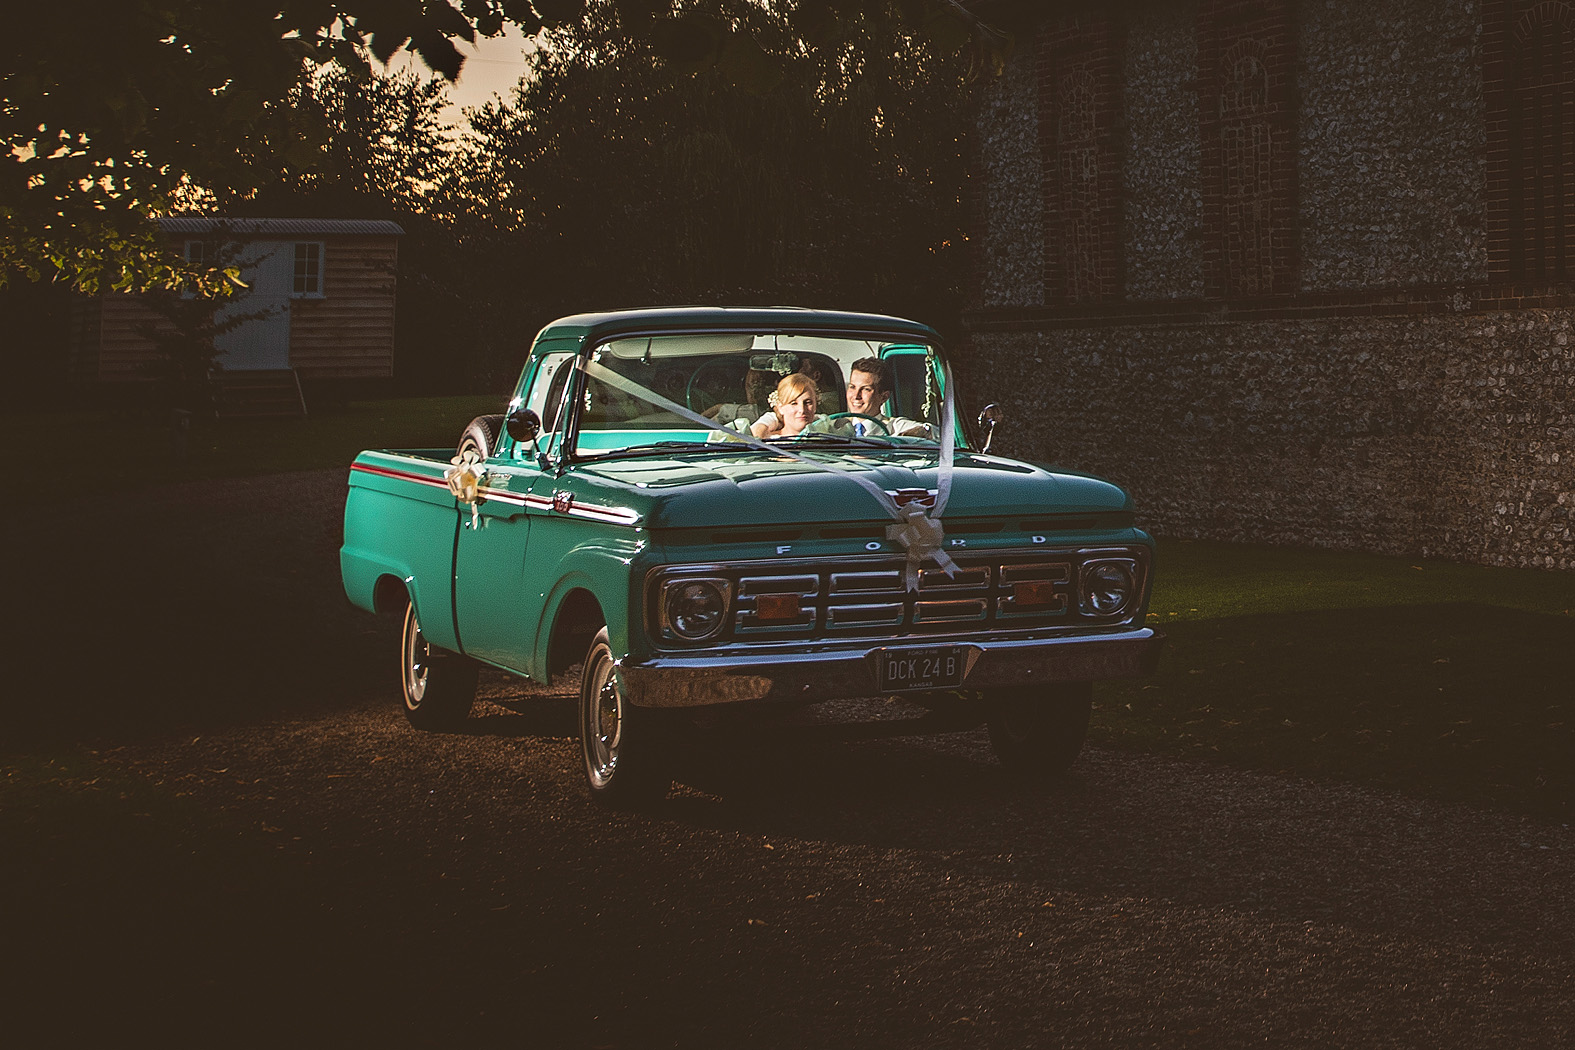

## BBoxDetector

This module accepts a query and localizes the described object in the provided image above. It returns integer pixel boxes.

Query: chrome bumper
[617,627,1164,708]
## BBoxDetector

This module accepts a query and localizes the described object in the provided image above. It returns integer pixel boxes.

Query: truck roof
[535,306,942,346]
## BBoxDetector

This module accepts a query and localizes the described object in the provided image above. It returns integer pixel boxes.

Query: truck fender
[536,574,624,682]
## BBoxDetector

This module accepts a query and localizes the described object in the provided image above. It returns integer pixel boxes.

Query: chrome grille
[703,549,1142,641]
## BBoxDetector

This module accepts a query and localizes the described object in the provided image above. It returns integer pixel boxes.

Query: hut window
[292,242,324,297]
[180,240,212,299]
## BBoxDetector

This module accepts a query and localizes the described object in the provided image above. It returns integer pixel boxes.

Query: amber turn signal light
[754,593,801,622]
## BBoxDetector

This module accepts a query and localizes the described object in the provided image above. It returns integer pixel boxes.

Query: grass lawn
[1104,540,1575,820]
[2,395,505,488]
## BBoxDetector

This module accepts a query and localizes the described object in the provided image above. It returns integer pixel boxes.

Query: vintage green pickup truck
[341,307,1161,804]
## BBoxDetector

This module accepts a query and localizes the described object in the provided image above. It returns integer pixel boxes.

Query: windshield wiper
[783,432,903,449]
[585,440,771,462]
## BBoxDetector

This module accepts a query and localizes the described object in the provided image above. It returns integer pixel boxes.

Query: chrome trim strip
[737,574,820,594]
[913,599,988,621]
[349,462,450,490]
[478,488,531,507]
[830,570,903,593]
[999,560,1073,583]
[648,545,1147,576]
[618,627,1165,707]
[474,487,641,525]
[350,463,640,524]
[826,604,904,627]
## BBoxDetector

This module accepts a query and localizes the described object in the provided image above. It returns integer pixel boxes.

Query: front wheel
[985,682,1093,783]
[579,627,672,807]
[401,599,478,730]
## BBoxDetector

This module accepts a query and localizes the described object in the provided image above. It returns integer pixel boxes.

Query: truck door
[451,352,576,670]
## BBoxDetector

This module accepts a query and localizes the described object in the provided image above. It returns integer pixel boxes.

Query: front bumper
[617,626,1164,708]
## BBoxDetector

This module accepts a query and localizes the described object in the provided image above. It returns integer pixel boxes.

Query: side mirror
[977,403,1003,454]
[506,406,541,442]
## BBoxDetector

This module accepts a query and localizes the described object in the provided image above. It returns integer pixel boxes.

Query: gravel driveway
[5,470,1571,1048]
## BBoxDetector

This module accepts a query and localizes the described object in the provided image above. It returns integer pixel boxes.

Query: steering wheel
[821,412,891,436]
[686,356,746,413]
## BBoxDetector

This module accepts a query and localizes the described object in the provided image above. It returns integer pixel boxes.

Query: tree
[2,0,1020,296]
[462,1,971,321]
[283,67,462,215]
[5,2,335,295]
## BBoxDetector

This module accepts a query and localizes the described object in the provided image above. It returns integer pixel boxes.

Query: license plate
[874,645,969,692]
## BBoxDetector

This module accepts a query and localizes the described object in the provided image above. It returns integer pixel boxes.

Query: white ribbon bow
[445,447,485,527]
[888,500,960,588]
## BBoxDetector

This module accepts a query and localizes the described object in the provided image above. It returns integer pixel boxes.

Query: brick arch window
[1058,67,1103,302]
[1505,3,1575,282]
[1198,0,1298,300]
[1038,15,1123,305]
[1484,1,1575,285]
[1220,40,1275,295]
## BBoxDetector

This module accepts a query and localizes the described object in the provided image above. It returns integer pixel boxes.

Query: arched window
[1058,67,1103,302]
[1038,16,1122,305]
[1220,42,1276,295]
[1507,4,1575,282]
[1198,0,1297,300]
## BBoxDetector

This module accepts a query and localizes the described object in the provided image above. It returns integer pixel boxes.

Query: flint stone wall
[1297,0,1486,289]
[965,0,1572,570]
[1123,6,1205,300]
[976,50,1044,306]
[961,315,1574,570]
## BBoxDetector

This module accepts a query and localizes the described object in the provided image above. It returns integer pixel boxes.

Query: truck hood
[567,450,1131,529]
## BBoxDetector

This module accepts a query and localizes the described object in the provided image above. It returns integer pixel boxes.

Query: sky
[385,23,536,116]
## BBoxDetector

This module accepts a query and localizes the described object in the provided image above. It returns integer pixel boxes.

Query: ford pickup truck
[341,307,1162,805]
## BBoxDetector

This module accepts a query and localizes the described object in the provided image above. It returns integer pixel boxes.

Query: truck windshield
[571,335,948,458]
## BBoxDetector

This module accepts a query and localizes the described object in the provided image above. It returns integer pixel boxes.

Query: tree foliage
[2,0,1018,295]
[420,1,973,387]
[286,67,462,214]
[5,2,333,294]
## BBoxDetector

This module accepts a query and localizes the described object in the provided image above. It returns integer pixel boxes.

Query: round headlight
[666,579,728,640]
[1082,560,1135,616]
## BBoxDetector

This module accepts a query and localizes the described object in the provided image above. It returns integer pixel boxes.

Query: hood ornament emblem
[886,488,936,508]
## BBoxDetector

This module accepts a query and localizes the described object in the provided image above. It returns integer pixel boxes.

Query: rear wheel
[401,599,478,730]
[986,682,1092,783]
[579,627,672,807]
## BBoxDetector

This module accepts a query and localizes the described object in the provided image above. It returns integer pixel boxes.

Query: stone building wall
[963,0,1574,571]
[1297,0,1486,289]
[975,53,1044,306]
[960,313,1574,570]
[1123,6,1204,300]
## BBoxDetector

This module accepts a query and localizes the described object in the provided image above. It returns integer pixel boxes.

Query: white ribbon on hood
[577,354,959,590]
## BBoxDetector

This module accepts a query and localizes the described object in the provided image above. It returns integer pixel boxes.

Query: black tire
[457,414,505,459]
[985,681,1093,783]
[578,626,672,807]
[400,599,478,730]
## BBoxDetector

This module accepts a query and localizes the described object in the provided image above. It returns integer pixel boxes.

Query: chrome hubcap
[585,651,622,785]
[403,608,430,706]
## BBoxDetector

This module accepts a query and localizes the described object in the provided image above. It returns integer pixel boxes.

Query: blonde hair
[772,373,817,408]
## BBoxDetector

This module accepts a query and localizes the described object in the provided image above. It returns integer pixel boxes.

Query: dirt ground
[4,470,1572,1048]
